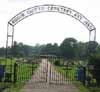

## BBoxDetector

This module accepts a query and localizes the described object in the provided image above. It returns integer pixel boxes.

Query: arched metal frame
[6,4,96,58]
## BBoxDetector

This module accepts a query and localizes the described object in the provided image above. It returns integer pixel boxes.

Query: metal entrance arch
[6,4,96,54]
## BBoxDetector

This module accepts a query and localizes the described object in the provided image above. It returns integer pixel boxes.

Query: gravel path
[20,59,79,92]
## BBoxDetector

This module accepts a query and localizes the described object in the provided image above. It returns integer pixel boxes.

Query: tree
[77,42,88,60]
[88,54,100,86]
[60,38,78,59]
[0,47,5,57]
[96,45,100,54]
[12,41,20,57]
[51,43,61,56]
[87,41,98,55]
[76,41,98,60]
[40,43,61,56]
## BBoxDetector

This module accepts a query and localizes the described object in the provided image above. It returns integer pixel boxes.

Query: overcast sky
[0,0,100,47]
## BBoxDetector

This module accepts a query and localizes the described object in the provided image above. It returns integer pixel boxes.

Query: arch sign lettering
[6,4,96,56]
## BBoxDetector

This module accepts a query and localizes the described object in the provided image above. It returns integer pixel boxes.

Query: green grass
[0,59,16,65]
[89,87,100,92]
[74,81,90,92]
[0,59,38,92]
[17,63,38,82]
[55,65,76,80]
[3,84,23,92]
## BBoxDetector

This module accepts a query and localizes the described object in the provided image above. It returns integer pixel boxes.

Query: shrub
[54,60,60,66]
[88,54,100,86]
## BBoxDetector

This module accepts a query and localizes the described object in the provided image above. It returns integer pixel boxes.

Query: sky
[0,0,100,47]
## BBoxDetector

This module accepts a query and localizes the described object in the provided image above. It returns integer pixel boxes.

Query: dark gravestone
[77,67,83,81]
[77,67,86,86]
[0,65,5,81]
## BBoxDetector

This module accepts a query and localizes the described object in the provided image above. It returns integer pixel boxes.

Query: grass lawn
[0,58,38,92]
[55,65,76,81]
[17,63,36,82]
[74,81,90,92]
[89,87,100,92]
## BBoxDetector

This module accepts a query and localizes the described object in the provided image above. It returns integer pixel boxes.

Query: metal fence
[0,56,100,91]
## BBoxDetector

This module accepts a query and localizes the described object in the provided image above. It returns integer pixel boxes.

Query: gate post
[47,61,51,84]
[82,67,86,86]
[14,62,18,83]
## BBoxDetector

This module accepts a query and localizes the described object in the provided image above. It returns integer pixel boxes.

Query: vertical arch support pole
[6,22,14,59]
[89,29,96,42]
[89,28,96,55]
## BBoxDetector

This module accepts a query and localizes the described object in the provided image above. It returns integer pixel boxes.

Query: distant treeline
[0,37,99,60]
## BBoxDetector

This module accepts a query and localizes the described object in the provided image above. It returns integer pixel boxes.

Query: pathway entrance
[20,58,79,92]
[20,83,79,92]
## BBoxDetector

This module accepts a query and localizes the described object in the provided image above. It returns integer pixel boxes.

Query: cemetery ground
[0,58,99,92]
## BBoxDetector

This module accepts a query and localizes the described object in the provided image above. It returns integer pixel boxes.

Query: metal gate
[4,55,76,85]
[23,55,77,85]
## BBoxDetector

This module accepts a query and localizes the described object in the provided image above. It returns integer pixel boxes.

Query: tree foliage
[40,43,61,56]
[0,37,99,60]
[60,38,78,59]
[88,54,100,86]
